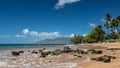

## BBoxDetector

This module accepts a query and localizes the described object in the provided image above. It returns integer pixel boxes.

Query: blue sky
[0,0,120,43]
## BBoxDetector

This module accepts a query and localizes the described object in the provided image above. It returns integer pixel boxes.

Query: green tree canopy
[71,34,84,44]
[104,14,120,39]
[85,25,105,43]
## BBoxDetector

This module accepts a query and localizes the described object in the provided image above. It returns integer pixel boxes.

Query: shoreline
[0,44,92,68]
[0,43,120,68]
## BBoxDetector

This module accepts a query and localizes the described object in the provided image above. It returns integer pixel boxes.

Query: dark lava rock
[63,46,72,53]
[91,58,96,60]
[43,48,46,50]
[12,51,20,56]
[103,57,111,63]
[96,57,104,61]
[89,49,102,54]
[91,55,116,63]
[40,52,47,58]
[32,50,38,54]
[39,50,43,53]
[18,50,24,53]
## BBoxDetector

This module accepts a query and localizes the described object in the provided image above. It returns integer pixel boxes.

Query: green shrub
[116,38,120,42]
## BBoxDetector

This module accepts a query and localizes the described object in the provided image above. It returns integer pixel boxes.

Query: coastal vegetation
[116,38,120,42]
[84,25,105,43]
[70,35,84,44]
[71,14,120,44]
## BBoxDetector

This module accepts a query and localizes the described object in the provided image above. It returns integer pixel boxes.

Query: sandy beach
[77,43,120,68]
[0,45,83,68]
[0,43,120,68]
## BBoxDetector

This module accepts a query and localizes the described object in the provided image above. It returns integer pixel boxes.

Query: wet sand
[0,45,84,68]
[0,47,89,68]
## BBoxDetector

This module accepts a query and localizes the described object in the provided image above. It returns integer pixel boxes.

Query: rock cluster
[11,50,24,56]
[91,55,116,63]
[106,48,120,50]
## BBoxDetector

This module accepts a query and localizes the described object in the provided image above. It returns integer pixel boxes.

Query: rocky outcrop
[63,46,72,53]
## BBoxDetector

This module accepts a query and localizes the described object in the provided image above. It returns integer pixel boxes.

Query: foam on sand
[0,61,7,67]
[65,44,74,46]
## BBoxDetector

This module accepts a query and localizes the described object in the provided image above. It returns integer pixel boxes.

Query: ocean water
[0,44,66,49]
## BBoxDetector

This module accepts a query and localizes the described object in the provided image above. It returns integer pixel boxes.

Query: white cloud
[15,35,27,38]
[17,28,74,39]
[70,34,75,37]
[21,28,63,39]
[89,23,96,28]
[23,28,30,35]
[29,31,38,36]
[0,35,11,38]
[55,0,80,9]
[36,32,62,39]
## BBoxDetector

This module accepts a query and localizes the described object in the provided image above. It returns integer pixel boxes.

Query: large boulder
[63,46,72,53]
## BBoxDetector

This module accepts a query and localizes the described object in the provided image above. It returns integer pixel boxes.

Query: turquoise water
[0,44,65,49]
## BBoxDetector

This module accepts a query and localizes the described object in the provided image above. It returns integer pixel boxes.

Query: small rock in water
[12,51,20,56]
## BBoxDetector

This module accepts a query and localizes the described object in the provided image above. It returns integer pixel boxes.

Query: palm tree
[71,34,84,44]
[111,19,119,32]
[110,19,119,38]
[116,16,120,37]
[104,14,112,39]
